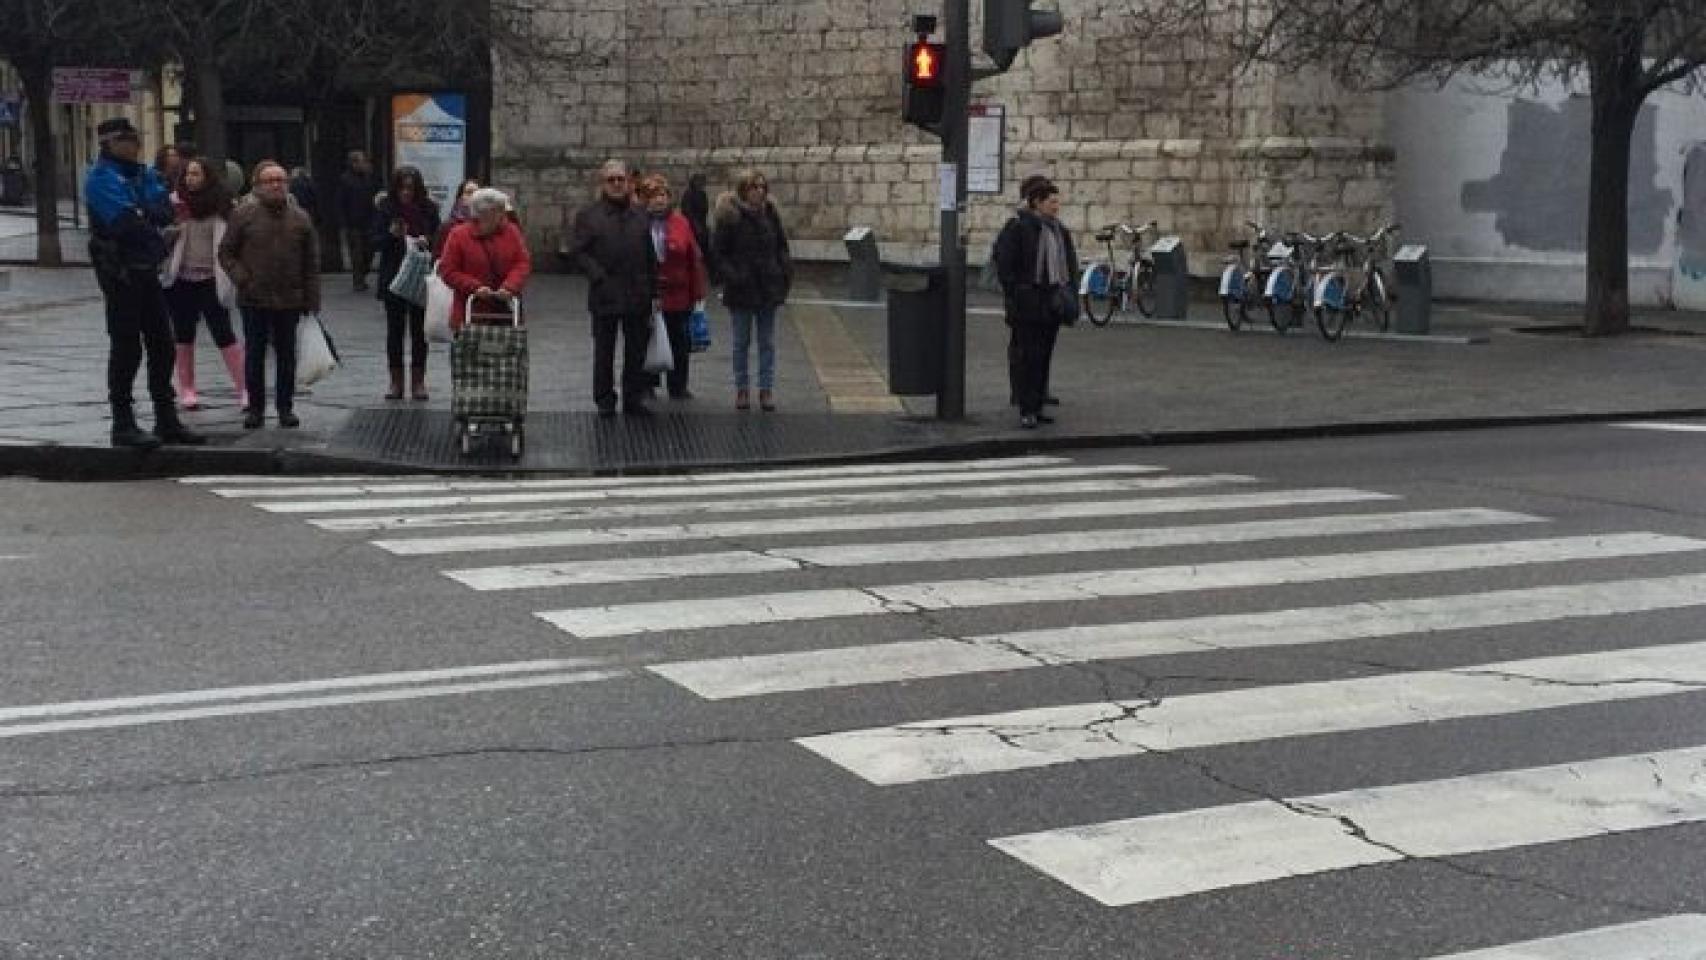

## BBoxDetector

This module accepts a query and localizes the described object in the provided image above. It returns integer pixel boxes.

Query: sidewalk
[2,262,1705,478]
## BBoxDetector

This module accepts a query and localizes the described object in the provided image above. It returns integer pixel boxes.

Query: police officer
[86,117,203,448]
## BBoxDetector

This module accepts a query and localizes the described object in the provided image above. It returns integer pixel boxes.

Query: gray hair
[469,187,510,215]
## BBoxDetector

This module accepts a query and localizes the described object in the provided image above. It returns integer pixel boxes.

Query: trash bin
[1393,244,1432,335]
[1149,236,1190,319]
[845,227,882,303]
[884,262,944,395]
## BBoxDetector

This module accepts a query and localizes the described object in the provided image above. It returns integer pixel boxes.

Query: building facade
[491,0,1701,307]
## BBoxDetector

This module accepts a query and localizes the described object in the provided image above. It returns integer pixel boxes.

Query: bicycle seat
[1229,240,1251,249]
[1094,229,1116,243]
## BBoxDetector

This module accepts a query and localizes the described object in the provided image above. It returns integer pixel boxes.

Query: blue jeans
[730,307,776,391]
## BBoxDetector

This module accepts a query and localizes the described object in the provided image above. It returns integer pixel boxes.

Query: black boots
[110,404,162,450]
[152,402,206,446]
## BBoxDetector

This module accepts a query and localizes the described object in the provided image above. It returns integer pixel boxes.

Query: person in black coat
[992,175,1079,429]
[370,165,441,401]
[338,151,380,291]
[681,172,714,280]
[711,169,792,411]
[564,159,660,417]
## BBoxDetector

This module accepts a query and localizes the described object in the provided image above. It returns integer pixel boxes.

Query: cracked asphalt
[4,423,1706,958]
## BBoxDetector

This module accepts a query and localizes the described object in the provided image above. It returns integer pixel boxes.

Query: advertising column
[391,92,466,206]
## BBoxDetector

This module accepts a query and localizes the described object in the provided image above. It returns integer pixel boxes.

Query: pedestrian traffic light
[902,40,947,129]
[982,0,1064,72]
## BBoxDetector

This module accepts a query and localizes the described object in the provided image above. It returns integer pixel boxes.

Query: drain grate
[328,408,954,472]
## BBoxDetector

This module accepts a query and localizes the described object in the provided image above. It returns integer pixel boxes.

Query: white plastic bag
[296,314,340,386]
[424,264,454,343]
[643,310,674,374]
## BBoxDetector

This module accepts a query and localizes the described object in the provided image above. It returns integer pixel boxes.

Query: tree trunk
[20,62,61,268]
[187,37,227,164]
[1582,43,1643,336]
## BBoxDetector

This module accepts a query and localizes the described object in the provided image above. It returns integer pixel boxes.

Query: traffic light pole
[937,0,971,421]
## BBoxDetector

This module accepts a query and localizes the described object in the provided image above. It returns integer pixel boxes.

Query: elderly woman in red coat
[636,172,707,399]
[438,187,532,333]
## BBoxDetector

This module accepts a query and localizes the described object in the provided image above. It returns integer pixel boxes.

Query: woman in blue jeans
[712,169,792,411]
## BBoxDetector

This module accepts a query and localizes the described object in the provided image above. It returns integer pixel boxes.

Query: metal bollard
[1393,244,1432,335]
[845,227,882,303]
[1149,236,1190,320]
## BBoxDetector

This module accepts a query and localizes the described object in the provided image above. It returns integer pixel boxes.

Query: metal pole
[937,0,971,421]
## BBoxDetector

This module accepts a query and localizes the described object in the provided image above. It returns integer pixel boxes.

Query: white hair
[469,187,510,215]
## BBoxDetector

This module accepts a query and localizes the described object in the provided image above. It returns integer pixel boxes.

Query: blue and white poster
[0,95,21,129]
[392,92,466,206]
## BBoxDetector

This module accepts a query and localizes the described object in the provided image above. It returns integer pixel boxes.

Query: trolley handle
[468,292,523,329]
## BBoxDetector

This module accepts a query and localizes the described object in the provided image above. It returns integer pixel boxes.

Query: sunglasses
[605,175,628,183]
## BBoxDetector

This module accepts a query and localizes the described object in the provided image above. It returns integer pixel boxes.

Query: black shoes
[244,411,264,429]
[278,412,301,429]
[1035,413,1056,424]
[1043,395,1061,407]
[1020,414,1039,429]
[111,406,162,450]
[669,389,694,401]
[623,402,653,418]
[152,404,206,446]
[597,406,618,419]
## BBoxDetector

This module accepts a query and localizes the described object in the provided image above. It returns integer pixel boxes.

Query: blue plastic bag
[689,300,711,353]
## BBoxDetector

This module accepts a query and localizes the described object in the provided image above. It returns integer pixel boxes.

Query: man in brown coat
[220,160,321,429]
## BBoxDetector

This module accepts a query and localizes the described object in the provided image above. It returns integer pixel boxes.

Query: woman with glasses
[712,169,792,411]
[636,173,707,400]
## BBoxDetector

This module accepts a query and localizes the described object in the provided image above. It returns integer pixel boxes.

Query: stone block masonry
[492,0,1395,273]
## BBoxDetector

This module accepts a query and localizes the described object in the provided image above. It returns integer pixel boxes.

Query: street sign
[51,69,137,105]
[0,95,20,128]
[967,103,1005,195]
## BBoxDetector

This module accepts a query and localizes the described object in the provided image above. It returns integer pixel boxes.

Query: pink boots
[220,343,248,411]
[176,343,249,411]
[174,345,200,410]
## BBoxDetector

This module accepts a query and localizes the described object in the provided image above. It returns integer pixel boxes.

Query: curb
[4,408,1704,482]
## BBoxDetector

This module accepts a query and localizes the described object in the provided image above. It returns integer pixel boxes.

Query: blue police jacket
[85,153,172,270]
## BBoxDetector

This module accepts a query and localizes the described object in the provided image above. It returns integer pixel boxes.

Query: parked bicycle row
[1072,217,1403,343]
[1219,220,1403,342]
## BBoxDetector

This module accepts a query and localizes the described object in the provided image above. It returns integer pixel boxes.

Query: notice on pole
[51,69,138,105]
[392,92,468,207]
[938,162,958,212]
[967,103,1006,195]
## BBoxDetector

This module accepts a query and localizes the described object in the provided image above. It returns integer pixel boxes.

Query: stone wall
[492,0,1394,272]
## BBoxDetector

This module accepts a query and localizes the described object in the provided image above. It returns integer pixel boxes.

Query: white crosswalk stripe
[254,463,1170,514]
[538,533,1706,638]
[1420,916,1706,959]
[319,478,1357,534]
[650,573,1706,698]
[192,456,1706,918]
[205,456,1074,498]
[988,745,1706,906]
[796,640,1706,784]
[446,509,1542,590]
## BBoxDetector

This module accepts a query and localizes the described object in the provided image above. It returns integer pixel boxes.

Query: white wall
[1388,71,1706,307]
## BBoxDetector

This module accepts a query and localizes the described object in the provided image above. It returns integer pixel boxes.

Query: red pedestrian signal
[909,41,943,87]
[902,41,946,129]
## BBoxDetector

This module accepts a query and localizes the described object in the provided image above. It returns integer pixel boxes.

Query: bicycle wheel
[1364,269,1391,332]
[1131,261,1157,317]
[1223,296,1246,331]
[1081,263,1116,326]
[1316,304,1350,342]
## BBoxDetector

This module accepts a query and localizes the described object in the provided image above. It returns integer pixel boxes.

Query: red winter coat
[653,209,707,313]
[439,220,533,331]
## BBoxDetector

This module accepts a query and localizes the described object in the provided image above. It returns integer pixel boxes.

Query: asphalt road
[4,423,1706,959]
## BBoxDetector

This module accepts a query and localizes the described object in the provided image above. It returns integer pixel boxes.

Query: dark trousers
[1012,320,1061,416]
[164,278,237,347]
[97,267,176,408]
[663,310,692,396]
[1008,320,1059,409]
[383,294,428,372]
[242,307,300,416]
[592,311,651,410]
[346,228,372,284]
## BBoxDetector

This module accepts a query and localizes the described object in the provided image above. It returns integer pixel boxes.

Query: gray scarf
[1035,216,1069,287]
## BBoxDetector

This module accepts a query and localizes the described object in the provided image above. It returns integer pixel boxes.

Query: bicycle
[1314,223,1401,343]
[1263,231,1323,334]
[1080,220,1160,326]
[1219,219,1277,331]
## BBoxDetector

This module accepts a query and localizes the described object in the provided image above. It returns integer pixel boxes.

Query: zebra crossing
[188,454,1706,954]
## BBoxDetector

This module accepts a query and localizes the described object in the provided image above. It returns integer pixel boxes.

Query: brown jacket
[219,198,321,313]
